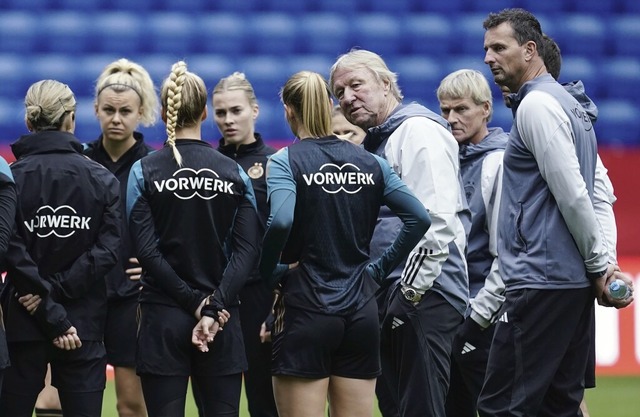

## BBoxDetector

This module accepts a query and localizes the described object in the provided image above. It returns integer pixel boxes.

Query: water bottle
[609,279,631,300]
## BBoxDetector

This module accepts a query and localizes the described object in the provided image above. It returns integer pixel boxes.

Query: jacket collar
[12,131,83,160]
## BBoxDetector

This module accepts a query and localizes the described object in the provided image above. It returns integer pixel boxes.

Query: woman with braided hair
[126,60,261,417]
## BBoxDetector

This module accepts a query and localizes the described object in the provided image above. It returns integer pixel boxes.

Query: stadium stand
[403,14,453,57]
[352,14,402,56]
[195,13,247,55]
[0,1,637,146]
[596,100,640,146]
[248,13,299,55]
[610,16,640,56]
[298,13,351,56]
[0,12,39,54]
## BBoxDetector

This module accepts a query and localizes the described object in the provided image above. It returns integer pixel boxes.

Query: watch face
[404,288,417,301]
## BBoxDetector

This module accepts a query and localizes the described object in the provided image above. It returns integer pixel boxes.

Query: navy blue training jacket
[127,139,261,318]
[3,130,121,342]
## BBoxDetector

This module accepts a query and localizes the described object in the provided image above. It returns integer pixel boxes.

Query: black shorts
[104,296,138,367]
[136,303,247,377]
[4,340,106,394]
[271,296,380,379]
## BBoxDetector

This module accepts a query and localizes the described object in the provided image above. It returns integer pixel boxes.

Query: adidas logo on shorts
[391,317,404,329]
[461,342,476,355]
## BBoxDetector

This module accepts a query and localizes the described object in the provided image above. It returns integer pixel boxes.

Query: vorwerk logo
[24,205,91,238]
[154,168,235,200]
[302,163,374,194]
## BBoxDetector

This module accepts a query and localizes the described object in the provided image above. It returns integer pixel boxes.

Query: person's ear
[253,104,259,120]
[201,105,208,122]
[161,106,167,124]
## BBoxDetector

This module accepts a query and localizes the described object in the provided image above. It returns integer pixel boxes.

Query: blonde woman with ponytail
[259,71,431,417]
[126,61,262,417]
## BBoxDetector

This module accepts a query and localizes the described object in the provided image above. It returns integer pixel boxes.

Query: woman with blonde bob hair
[259,71,431,417]
[127,61,261,417]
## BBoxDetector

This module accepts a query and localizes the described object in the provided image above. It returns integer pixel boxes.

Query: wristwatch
[401,286,423,303]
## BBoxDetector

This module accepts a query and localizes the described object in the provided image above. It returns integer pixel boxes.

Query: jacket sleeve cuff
[470,309,492,329]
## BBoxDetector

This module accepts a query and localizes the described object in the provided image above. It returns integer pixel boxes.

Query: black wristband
[201,303,221,319]
[586,268,607,280]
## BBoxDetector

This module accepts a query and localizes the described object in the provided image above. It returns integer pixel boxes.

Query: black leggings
[142,373,242,417]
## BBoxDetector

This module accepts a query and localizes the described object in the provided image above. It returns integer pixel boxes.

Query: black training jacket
[3,131,121,342]
[84,132,154,300]
[217,133,276,285]
[127,139,261,317]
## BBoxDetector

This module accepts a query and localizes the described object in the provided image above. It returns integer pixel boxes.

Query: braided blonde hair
[160,61,208,167]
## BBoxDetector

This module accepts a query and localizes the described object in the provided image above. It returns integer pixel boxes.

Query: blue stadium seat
[298,13,351,55]
[1,0,49,10]
[76,54,121,98]
[468,0,518,13]
[188,55,235,87]
[352,14,402,57]
[137,54,179,87]
[0,12,39,54]
[0,98,25,144]
[454,14,489,55]
[56,0,104,11]
[568,0,620,14]
[491,105,513,133]
[156,0,210,11]
[313,0,361,14]
[552,14,606,57]
[263,0,309,14]
[195,13,248,55]
[286,55,334,80]
[393,57,445,104]
[102,0,154,11]
[254,98,291,141]
[620,0,640,12]
[0,55,29,101]
[610,16,640,56]
[247,13,298,55]
[208,0,259,13]
[598,58,640,101]
[518,0,568,13]
[144,12,195,54]
[445,55,493,83]
[366,0,412,14]
[595,100,640,146]
[40,12,91,54]
[25,55,83,95]
[557,55,600,97]
[93,13,144,54]
[403,14,453,57]
[236,55,289,100]
[413,0,464,13]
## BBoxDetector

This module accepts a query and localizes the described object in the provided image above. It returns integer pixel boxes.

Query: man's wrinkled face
[331,66,389,130]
